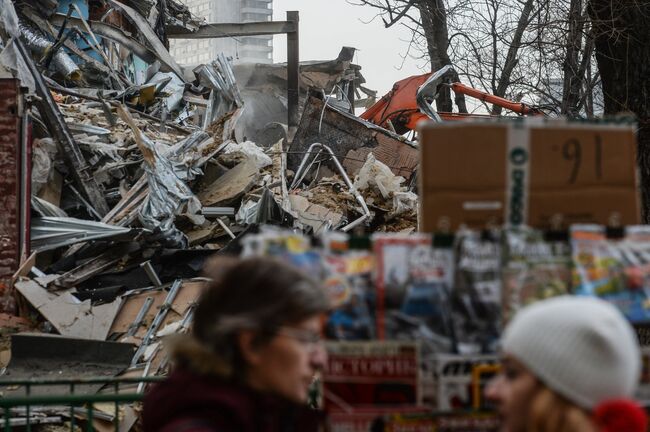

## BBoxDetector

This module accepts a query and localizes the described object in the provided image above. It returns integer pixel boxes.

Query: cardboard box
[419,119,640,231]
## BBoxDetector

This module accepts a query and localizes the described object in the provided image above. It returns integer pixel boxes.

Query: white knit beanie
[502,296,641,409]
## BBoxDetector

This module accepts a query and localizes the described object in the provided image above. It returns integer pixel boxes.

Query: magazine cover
[501,227,571,323]
[452,230,502,352]
[373,234,455,348]
[329,407,429,432]
[383,411,499,432]
[323,341,420,411]
[433,354,499,411]
[571,225,650,323]
[240,228,325,277]
[617,226,650,323]
[323,251,376,340]
[570,224,624,295]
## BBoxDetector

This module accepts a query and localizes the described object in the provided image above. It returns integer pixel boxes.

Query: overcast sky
[271,0,425,97]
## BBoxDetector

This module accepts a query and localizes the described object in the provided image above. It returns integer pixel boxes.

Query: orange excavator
[360,65,542,135]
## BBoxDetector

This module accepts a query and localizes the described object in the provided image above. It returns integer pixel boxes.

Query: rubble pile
[0,0,421,428]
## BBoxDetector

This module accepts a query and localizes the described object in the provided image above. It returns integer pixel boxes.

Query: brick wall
[0,79,21,314]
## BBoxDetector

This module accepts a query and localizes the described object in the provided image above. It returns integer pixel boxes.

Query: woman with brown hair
[485,296,647,432]
[142,256,330,432]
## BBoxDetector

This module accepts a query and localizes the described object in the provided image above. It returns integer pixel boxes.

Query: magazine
[501,227,571,323]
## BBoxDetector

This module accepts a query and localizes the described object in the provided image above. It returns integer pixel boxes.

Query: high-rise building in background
[170,0,273,65]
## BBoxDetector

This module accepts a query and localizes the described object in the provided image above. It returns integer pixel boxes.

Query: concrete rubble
[0,0,421,428]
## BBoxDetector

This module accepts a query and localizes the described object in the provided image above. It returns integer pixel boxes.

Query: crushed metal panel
[31,216,133,252]
[52,242,140,289]
[0,79,22,304]
[19,22,81,81]
[48,15,176,74]
[288,96,418,179]
[105,0,185,81]
[12,37,110,216]
[167,20,296,38]
[31,196,67,218]
[109,280,203,340]
[15,277,123,340]
[116,105,201,247]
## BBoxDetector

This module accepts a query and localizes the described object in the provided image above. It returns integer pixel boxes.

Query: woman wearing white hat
[485,296,647,432]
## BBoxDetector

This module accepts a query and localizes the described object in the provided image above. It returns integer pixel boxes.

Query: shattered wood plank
[187,224,219,246]
[271,139,291,211]
[288,96,418,179]
[11,251,36,285]
[15,278,122,340]
[51,242,138,290]
[102,176,147,225]
[109,190,146,226]
[47,85,192,134]
[197,159,259,206]
[13,39,110,216]
[344,133,420,179]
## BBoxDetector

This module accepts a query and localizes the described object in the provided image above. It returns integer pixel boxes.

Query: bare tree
[588,0,650,219]
[419,0,454,111]
[349,0,462,111]
[490,0,536,114]
[352,0,602,117]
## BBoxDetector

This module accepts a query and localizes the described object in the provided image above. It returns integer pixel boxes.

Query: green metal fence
[0,376,164,431]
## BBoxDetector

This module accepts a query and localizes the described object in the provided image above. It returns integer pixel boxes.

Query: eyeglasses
[276,326,324,351]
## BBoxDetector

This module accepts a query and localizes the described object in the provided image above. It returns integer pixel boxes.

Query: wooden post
[287,11,299,128]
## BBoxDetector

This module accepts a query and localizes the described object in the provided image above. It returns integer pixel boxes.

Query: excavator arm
[360,67,541,134]
[360,73,431,134]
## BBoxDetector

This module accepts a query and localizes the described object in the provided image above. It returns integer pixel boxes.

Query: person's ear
[237,330,264,366]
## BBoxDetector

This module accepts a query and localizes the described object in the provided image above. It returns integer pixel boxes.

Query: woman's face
[241,315,327,403]
[484,355,539,432]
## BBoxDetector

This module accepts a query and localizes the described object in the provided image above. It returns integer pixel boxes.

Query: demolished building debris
[0,0,424,428]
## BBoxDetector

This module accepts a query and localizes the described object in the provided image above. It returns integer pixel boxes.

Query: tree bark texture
[418,0,453,112]
[561,0,585,116]
[589,0,650,220]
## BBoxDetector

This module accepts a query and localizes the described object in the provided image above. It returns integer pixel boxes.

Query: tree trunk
[561,0,585,116]
[574,26,595,115]
[419,0,453,112]
[589,0,650,220]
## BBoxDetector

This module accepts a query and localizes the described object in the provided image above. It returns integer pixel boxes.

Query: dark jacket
[142,368,325,432]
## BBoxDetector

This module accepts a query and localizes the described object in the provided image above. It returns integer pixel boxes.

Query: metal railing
[0,376,164,431]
